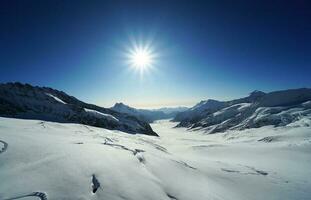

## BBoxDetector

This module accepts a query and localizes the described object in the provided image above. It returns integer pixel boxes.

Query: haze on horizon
[0,0,310,109]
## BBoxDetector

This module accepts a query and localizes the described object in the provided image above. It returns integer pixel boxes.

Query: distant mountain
[173,88,311,133]
[0,82,158,136]
[111,103,187,123]
[152,106,188,115]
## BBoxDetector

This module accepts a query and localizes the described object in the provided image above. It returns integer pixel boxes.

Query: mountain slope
[0,82,158,136]
[174,88,311,133]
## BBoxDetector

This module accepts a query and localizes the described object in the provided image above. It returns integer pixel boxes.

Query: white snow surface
[0,117,311,200]
[46,93,67,104]
[84,108,119,122]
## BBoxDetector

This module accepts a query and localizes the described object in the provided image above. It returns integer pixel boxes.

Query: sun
[131,49,152,69]
[125,39,157,77]
[132,50,151,68]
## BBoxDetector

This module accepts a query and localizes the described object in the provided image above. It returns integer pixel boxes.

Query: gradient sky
[1,0,311,108]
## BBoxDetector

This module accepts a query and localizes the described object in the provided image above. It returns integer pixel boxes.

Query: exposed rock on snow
[0,140,8,154]
[174,88,311,133]
[92,174,101,193]
[0,82,157,136]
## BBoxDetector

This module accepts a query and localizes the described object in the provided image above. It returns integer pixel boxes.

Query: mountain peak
[112,102,136,112]
[114,102,129,108]
[249,90,266,97]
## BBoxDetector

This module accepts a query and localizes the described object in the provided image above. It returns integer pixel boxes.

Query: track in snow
[166,193,178,200]
[102,142,147,163]
[3,192,47,200]
[102,142,145,155]
[221,165,268,176]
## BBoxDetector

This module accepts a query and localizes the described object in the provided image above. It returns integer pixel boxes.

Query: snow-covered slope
[83,108,119,122]
[174,88,311,133]
[111,103,184,123]
[0,118,310,200]
[0,82,157,136]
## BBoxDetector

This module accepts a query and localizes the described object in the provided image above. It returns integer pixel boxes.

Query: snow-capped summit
[112,102,140,115]
[0,82,158,136]
[174,88,311,133]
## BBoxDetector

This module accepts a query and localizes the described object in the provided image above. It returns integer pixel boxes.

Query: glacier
[0,118,310,200]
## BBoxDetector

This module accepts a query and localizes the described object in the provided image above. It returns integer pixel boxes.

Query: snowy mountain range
[111,103,187,123]
[0,82,158,136]
[1,82,310,137]
[173,88,311,133]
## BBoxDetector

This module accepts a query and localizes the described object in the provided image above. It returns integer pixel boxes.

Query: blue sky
[1,0,311,108]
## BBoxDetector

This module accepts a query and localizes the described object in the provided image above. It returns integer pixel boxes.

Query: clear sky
[0,0,311,108]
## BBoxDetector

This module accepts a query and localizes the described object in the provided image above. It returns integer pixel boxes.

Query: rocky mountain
[0,82,158,136]
[173,88,311,133]
[111,103,186,123]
